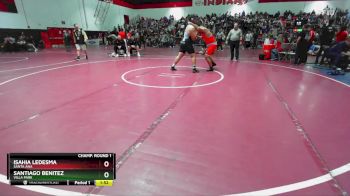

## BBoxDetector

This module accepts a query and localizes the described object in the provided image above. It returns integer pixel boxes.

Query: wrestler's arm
[198,27,212,37]
[190,30,198,41]
[188,22,208,34]
[188,21,199,29]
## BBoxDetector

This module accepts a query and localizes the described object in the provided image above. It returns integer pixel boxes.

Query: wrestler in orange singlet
[188,21,217,71]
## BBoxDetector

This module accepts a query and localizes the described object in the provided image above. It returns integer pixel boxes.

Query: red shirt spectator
[127,32,132,39]
[275,40,283,52]
[118,31,126,40]
[336,27,348,43]
[309,29,316,42]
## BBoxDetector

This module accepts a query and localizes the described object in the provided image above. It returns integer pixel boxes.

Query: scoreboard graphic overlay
[7,153,116,186]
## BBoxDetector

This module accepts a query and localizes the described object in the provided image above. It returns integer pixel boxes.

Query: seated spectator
[306,25,316,44]
[271,34,283,60]
[111,35,127,57]
[3,35,16,52]
[26,35,38,52]
[315,20,336,64]
[16,32,29,51]
[326,36,350,70]
[336,26,348,43]
[127,36,141,56]
[107,33,118,45]
[264,34,274,45]
[160,33,168,48]
[167,35,175,48]
[308,44,320,55]
[14,32,37,52]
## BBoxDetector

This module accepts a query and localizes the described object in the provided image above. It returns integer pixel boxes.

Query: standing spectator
[244,31,253,49]
[216,29,225,51]
[139,31,146,48]
[73,24,88,60]
[294,31,309,65]
[336,26,348,43]
[252,29,259,49]
[63,30,71,52]
[315,20,335,64]
[226,23,242,61]
[100,32,106,46]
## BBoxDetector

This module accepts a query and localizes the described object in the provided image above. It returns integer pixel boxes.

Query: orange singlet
[201,33,216,45]
[200,32,217,55]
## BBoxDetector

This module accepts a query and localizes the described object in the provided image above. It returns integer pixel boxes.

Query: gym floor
[0,46,349,195]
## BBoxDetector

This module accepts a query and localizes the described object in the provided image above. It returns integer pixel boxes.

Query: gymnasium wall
[129,0,346,20]
[0,0,131,31]
[0,0,347,31]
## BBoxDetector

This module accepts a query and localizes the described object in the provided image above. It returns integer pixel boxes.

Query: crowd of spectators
[109,15,177,48]
[112,8,348,48]
[107,7,349,70]
[0,32,42,52]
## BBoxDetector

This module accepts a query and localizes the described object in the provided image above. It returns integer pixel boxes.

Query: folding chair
[279,43,296,62]
[278,43,291,61]
[287,43,296,62]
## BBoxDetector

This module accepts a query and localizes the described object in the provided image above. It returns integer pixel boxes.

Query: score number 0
[104,161,109,178]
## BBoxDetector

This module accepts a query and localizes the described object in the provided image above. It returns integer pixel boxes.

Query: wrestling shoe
[207,66,214,72]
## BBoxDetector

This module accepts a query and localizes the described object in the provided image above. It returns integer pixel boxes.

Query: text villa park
[195,0,248,6]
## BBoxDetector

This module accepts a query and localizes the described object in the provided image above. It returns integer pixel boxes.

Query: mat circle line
[121,66,224,88]
[0,57,29,64]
